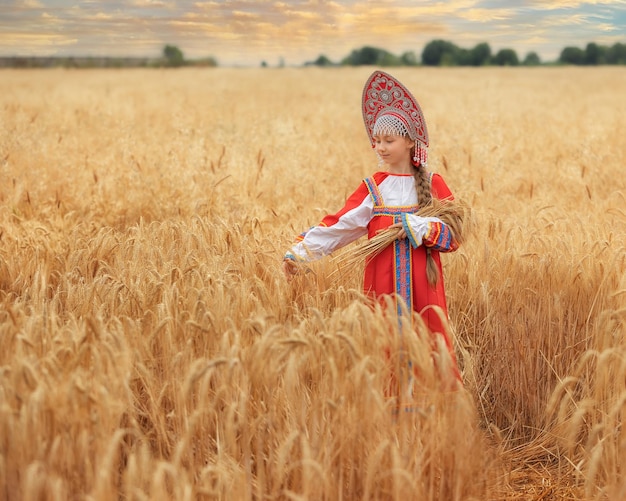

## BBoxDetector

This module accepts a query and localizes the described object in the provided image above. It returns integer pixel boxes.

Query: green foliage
[191,57,217,67]
[341,46,401,66]
[3,39,626,70]
[558,42,626,65]
[422,40,460,66]
[328,40,626,68]
[560,46,585,65]
[400,51,418,66]
[422,41,499,66]
[493,48,519,66]
[310,54,334,67]
[584,42,606,65]
[523,52,541,66]
[163,45,185,67]
[606,42,626,64]
[160,45,217,68]
[469,43,492,66]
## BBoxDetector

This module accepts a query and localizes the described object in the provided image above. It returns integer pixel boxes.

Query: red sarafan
[283,70,466,390]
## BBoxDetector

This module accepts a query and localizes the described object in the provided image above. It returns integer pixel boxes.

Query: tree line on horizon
[308,40,626,67]
[0,45,218,69]
[1,40,625,69]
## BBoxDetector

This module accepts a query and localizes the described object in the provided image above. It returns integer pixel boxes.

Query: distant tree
[421,40,459,66]
[192,56,218,67]
[400,51,418,66]
[310,54,334,66]
[607,42,626,64]
[261,61,268,68]
[328,39,626,70]
[493,48,519,66]
[456,48,472,66]
[379,52,402,66]
[584,42,607,65]
[359,46,382,65]
[163,45,184,67]
[342,46,398,66]
[523,51,541,66]
[469,43,492,66]
[559,46,585,65]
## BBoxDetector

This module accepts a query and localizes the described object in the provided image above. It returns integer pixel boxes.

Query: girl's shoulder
[430,172,453,199]
[368,171,413,183]
[368,171,392,183]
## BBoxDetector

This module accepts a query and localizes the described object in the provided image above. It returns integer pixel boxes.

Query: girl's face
[373,134,414,171]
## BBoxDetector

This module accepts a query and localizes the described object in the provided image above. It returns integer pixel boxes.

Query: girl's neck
[387,162,414,175]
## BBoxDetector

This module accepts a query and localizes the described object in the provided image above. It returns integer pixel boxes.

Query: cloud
[0,31,77,55]
[0,0,624,63]
[528,0,625,9]
[458,8,515,22]
[13,0,45,7]
[129,0,173,7]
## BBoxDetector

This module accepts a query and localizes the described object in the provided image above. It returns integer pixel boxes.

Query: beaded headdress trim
[362,70,429,148]
[372,113,409,138]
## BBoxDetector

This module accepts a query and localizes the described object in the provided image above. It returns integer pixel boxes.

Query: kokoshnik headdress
[362,70,429,166]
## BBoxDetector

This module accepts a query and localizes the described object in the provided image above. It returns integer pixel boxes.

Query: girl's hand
[282,259,300,281]
[387,222,407,240]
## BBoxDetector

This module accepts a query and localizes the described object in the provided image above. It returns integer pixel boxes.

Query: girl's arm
[399,173,460,253]
[398,214,459,252]
[284,181,372,263]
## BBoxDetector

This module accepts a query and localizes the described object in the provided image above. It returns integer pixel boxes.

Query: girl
[283,70,463,388]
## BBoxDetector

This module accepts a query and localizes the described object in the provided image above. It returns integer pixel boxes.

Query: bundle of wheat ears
[332,198,469,273]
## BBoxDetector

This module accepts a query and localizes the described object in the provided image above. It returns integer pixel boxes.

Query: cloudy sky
[1,0,625,66]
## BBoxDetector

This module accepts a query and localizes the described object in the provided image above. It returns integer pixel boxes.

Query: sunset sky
[1,0,625,66]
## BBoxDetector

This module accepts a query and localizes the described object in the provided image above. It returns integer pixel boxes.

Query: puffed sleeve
[398,173,460,253]
[284,181,373,262]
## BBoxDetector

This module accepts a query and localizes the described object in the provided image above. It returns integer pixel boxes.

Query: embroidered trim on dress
[393,229,413,314]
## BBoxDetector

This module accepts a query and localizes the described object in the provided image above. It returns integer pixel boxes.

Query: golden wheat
[0,67,625,500]
[331,198,469,274]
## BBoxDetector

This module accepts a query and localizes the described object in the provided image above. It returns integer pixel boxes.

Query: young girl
[283,70,463,387]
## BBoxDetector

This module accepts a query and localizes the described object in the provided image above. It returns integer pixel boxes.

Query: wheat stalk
[2,68,623,501]
[332,198,468,273]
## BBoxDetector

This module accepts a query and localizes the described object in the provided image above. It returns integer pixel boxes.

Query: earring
[416,142,428,167]
[413,140,419,163]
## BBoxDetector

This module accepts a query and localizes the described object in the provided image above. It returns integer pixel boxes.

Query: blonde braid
[413,163,432,206]
[412,163,439,287]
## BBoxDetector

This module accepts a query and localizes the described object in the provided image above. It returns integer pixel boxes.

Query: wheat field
[1,66,625,500]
